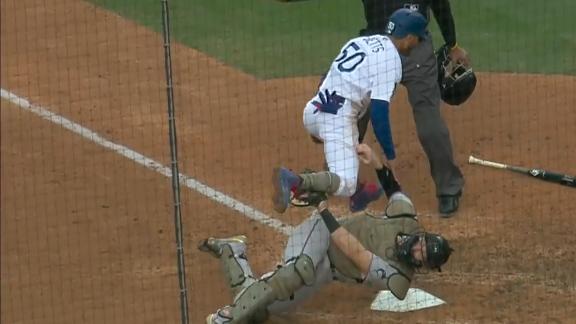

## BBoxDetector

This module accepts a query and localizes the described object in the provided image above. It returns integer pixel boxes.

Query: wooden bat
[468,155,576,188]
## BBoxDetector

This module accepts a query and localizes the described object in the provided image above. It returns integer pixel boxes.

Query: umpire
[358,0,470,215]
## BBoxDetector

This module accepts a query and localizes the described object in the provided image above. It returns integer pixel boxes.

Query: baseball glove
[290,168,327,207]
[290,190,327,208]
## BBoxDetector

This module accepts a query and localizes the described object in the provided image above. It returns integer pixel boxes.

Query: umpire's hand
[450,45,471,67]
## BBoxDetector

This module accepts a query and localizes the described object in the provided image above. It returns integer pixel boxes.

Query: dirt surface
[2,0,575,323]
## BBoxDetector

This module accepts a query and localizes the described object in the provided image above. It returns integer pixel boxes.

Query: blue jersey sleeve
[370,99,395,160]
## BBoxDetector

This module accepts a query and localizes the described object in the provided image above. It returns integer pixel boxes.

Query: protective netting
[1,1,575,323]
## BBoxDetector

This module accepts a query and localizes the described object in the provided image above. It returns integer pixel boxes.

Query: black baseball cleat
[438,191,462,216]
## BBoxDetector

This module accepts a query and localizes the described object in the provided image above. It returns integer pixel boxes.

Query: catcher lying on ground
[199,144,453,323]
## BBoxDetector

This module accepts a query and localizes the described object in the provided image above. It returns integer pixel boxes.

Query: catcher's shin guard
[290,168,328,208]
[264,254,316,300]
[224,281,275,323]
[224,254,316,323]
[198,236,256,296]
[298,171,340,194]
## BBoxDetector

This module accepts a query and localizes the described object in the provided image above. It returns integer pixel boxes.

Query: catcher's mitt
[290,190,327,208]
[290,168,327,207]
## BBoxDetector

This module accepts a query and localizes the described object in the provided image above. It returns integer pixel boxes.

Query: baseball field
[1,0,575,323]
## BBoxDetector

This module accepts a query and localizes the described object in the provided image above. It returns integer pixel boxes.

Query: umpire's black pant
[358,36,464,196]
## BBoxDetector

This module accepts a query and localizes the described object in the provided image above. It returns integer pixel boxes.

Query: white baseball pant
[302,99,363,197]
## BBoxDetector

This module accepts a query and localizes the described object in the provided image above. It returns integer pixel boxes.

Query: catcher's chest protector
[327,215,421,280]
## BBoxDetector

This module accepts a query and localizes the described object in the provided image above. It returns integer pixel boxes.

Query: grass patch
[89,0,575,77]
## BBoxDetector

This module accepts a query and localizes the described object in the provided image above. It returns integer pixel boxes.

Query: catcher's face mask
[436,45,477,106]
[397,233,454,272]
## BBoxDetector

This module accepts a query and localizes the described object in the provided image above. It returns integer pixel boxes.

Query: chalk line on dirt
[1,88,293,235]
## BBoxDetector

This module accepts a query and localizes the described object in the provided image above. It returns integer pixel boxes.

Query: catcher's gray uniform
[204,208,421,323]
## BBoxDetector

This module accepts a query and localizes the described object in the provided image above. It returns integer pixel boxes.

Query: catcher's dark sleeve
[431,0,457,48]
[375,166,401,198]
[320,209,341,233]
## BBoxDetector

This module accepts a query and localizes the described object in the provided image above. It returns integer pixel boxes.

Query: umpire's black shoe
[438,191,462,216]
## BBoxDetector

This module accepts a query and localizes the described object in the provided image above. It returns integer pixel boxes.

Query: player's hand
[312,89,345,115]
[317,200,329,212]
[449,45,471,67]
[357,144,383,169]
[357,143,374,164]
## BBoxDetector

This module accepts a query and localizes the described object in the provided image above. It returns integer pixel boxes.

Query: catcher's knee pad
[264,254,315,300]
[220,245,256,292]
[226,255,315,323]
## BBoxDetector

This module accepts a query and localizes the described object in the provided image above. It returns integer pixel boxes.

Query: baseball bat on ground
[468,155,576,188]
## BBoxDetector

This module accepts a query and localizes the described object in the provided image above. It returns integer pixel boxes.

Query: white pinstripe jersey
[319,35,402,116]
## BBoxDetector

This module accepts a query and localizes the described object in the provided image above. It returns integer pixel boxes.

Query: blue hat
[385,8,428,39]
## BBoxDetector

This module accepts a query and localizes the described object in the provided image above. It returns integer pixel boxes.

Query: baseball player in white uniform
[273,8,429,214]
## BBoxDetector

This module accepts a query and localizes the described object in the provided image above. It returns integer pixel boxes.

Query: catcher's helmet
[385,192,416,217]
[396,232,453,272]
[436,44,477,105]
[424,233,453,271]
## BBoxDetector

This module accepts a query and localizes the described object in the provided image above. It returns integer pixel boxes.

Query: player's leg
[318,104,361,197]
[401,38,464,214]
[357,106,371,144]
[272,102,380,213]
[301,100,360,197]
[270,103,343,213]
[198,235,256,297]
[265,213,334,313]
[205,213,334,323]
[266,256,332,315]
[272,102,355,213]
[317,107,383,212]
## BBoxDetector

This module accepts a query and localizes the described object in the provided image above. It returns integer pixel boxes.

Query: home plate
[370,288,446,312]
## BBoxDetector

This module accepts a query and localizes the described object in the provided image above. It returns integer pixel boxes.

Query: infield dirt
[2,0,575,323]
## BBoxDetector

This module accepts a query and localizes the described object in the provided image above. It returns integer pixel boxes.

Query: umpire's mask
[436,44,477,106]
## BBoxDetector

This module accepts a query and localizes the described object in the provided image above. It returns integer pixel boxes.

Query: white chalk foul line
[1,88,293,235]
